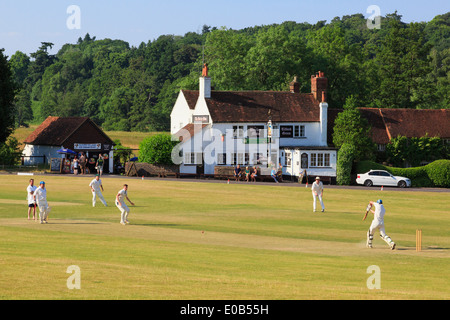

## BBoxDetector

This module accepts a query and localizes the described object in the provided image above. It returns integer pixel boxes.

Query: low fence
[124,162,179,178]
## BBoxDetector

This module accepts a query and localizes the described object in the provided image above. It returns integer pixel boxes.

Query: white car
[356,170,411,188]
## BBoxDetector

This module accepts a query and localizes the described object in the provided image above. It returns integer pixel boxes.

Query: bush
[336,143,357,185]
[354,160,450,188]
[0,137,21,165]
[425,160,450,188]
[139,133,178,165]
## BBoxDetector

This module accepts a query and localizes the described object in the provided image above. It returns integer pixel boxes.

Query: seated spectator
[245,167,250,182]
[234,165,242,181]
[271,168,279,183]
[251,167,258,182]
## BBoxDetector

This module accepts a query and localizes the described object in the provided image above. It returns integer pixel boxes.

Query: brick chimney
[199,63,211,99]
[311,71,327,103]
[289,76,300,93]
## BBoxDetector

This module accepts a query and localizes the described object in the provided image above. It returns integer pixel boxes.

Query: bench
[214,166,284,183]
[306,175,332,185]
[158,171,180,178]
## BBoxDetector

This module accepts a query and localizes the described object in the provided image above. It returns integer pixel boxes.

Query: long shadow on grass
[48,221,104,225]
[138,223,189,227]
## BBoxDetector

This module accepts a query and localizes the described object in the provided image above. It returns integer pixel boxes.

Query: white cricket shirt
[311,181,323,194]
[89,179,102,192]
[27,185,37,204]
[372,203,386,222]
[117,189,127,203]
[33,187,47,205]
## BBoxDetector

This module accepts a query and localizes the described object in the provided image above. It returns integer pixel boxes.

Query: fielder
[27,179,37,220]
[363,199,396,250]
[116,184,134,225]
[311,176,325,212]
[89,174,107,207]
[33,181,50,224]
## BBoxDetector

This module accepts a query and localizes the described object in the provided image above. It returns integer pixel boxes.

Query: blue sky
[1,0,449,58]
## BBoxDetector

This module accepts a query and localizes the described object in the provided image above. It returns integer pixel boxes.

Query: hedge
[354,160,450,188]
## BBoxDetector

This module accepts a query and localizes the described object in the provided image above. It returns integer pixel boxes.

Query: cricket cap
[315,177,320,180]
[40,181,45,185]
[377,199,382,204]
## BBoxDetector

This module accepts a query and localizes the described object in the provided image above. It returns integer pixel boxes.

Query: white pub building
[170,66,337,182]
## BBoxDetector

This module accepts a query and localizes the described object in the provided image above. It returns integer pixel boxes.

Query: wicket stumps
[416,229,422,252]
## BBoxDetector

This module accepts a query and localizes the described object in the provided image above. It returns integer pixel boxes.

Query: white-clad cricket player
[27,179,37,220]
[311,176,325,212]
[116,184,134,225]
[363,199,396,250]
[89,174,107,207]
[33,181,50,224]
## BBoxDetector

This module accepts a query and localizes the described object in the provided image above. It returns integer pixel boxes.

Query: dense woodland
[6,11,450,132]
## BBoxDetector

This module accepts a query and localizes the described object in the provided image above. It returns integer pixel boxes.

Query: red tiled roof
[328,108,450,145]
[359,108,391,145]
[24,116,113,146]
[379,108,450,141]
[173,123,209,142]
[182,90,321,123]
[181,90,199,110]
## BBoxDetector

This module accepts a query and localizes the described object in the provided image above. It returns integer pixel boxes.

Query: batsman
[363,199,396,250]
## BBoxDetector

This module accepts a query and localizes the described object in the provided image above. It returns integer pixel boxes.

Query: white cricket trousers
[37,202,49,223]
[92,190,107,207]
[368,220,394,247]
[370,220,387,238]
[116,201,130,223]
[312,192,325,211]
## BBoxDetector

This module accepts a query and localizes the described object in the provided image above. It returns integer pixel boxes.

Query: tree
[9,51,30,86]
[204,28,254,90]
[375,20,431,108]
[245,25,311,91]
[386,135,447,167]
[336,143,357,185]
[14,88,33,127]
[332,96,376,161]
[0,49,16,144]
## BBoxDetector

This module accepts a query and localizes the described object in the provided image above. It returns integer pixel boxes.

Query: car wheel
[398,180,406,188]
[364,180,373,187]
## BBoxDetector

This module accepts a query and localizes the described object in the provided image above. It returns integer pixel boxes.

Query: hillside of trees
[6,11,450,132]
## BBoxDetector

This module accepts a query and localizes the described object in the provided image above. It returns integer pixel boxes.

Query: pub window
[318,153,324,167]
[233,126,244,138]
[294,125,306,137]
[218,153,226,165]
[310,153,331,167]
[230,153,237,165]
[310,153,317,167]
[237,153,244,165]
[324,154,330,167]
[184,152,195,165]
[253,153,263,165]
[184,152,202,165]
[285,152,292,166]
[248,126,265,138]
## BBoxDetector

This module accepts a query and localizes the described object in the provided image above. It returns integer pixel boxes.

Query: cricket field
[0,174,448,300]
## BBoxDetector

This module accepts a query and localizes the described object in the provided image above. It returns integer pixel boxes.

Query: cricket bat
[363,203,372,221]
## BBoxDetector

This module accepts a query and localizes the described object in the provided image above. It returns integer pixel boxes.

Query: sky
[1,0,449,58]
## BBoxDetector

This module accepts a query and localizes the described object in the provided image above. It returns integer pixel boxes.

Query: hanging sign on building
[74,143,102,150]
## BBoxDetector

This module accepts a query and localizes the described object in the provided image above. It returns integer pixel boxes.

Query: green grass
[0,175,448,300]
